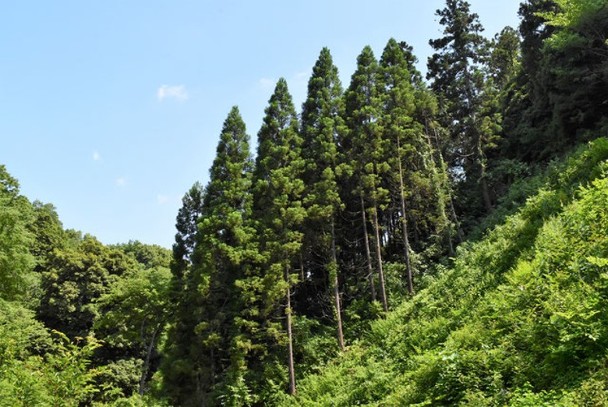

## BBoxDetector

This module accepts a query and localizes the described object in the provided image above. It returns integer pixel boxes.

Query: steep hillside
[286,138,608,406]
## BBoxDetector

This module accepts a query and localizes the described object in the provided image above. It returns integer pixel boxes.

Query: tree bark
[139,323,161,396]
[370,203,388,312]
[425,118,458,255]
[360,195,376,302]
[330,219,345,351]
[396,137,415,295]
[285,267,296,396]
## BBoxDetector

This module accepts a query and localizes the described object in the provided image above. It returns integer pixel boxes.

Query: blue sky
[0,1,520,248]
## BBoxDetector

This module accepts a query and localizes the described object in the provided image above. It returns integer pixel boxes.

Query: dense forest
[1,0,607,405]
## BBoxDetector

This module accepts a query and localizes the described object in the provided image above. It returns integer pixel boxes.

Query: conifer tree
[162,107,255,405]
[170,182,205,290]
[300,47,346,350]
[343,46,390,312]
[161,182,206,404]
[252,78,305,396]
[427,0,494,219]
[194,106,255,404]
[378,38,419,295]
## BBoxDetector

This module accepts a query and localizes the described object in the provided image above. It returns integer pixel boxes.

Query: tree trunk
[139,323,161,396]
[370,202,388,312]
[475,126,493,213]
[449,194,464,243]
[285,267,296,396]
[330,219,345,351]
[396,137,415,295]
[299,252,305,282]
[480,174,492,213]
[360,195,376,302]
[425,118,458,254]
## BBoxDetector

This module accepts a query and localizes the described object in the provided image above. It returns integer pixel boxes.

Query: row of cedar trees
[160,0,598,403]
[164,41,455,405]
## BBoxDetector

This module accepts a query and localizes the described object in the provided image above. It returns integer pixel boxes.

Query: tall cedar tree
[343,46,390,312]
[399,41,460,256]
[300,47,346,350]
[502,0,557,160]
[161,182,206,404]
[389,40,462,255]
[533,0,607,155]
[189,106,255,404]
[378,38,425,294]
[427,0,494,221]
[170,182,205,290]
[252,78,305,396]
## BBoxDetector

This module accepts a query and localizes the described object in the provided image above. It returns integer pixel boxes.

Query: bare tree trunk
[428,121,463,246]
[299,252,305,282]
[360,195,376,302]
[139,324,161,396]
[449,193,464,243]
[370,203,388,312]
[330,219,345,351]
[396,137,415,295]
[285,267,296,396]
[480,175,492,213]
[475,127,493,213]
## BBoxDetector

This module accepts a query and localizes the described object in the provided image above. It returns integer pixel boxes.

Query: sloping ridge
[289,138,608,406]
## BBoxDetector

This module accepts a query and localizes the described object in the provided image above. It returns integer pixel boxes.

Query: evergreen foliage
[300,47,346,351]
[252,78,305,397]
[1,1,607,404]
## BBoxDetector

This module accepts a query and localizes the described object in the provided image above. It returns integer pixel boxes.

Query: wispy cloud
[115,177,127,187]
[92,151,101,161]
[157,194,169,205]
[257,71,308,93]
[157,85,189,102]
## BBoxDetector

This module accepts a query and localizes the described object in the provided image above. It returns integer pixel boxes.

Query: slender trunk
[429,122,463,244]
[299,252,305,282]
[425,118,456,255]
[475,127,492,213]
[330,219,345,351]
[396,137,415,295]
[370,202,388,312]
[360,195,376,301]
[210,348,216,386]
[139,324,161,396]
[449,194,464,243]
[285,266,296,396]
[480,174,492,213]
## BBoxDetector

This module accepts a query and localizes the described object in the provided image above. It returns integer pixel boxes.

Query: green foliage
[0,166,35,301]
[95,265,171,398]
[287,138,608,405]
[38,235,138,339]
[2,3,607,404]
[0,300,101,406]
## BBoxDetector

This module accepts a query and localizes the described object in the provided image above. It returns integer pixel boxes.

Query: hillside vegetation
[288,138,608,406]
[0,0,607,405]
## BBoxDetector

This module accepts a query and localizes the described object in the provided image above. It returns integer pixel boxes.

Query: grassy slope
[284,138,608,406]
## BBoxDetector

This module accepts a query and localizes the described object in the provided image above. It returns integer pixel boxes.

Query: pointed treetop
[209,106,251,184]
[301,47,343,134]
[205,106,252,212]
[255,78,300,179]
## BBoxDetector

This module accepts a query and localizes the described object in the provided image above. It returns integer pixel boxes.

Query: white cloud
[93,151,101,161]
[157,85,189,102]
[157,194,169,205]
[115,177,127,187]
